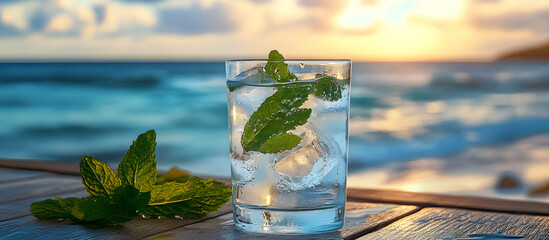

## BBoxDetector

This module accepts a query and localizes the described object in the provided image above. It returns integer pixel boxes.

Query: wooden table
[1,160,548,239]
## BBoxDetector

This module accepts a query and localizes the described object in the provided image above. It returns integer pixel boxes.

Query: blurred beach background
[1,0,548,202]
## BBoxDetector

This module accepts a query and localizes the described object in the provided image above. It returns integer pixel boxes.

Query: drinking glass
[226,59,351,234]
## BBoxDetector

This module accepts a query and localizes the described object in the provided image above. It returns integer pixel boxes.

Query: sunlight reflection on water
[1,62,548,201]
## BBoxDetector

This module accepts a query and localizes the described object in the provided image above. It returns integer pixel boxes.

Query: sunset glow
[0,0,548,61]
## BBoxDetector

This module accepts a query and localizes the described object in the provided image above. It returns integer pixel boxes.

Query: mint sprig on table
[30,130,231,225]
[241,50,344,154]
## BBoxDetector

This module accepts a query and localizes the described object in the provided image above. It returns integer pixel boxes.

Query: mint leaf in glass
[240,51,347,154]
[265,50,297,83]
[241,84,312,153]
[258,133,302,154]
[117,129,157,192]
[313,76,343,102]
[80,156,121,198]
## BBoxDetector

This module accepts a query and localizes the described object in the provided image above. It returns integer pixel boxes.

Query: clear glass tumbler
[226,59,351,234]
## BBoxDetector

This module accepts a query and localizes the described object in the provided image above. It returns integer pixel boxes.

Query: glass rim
[226,59,351,63]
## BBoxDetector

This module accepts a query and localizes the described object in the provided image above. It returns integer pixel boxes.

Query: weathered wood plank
[0,160,232,185]
[0,158,80,176]
[0,176,84,204]
[143,202,420,240]
[358,207,549,240]
[0,168,48,183]
[0,203,232,240]
[0,190,88,221]
[6,160,547,216]
[348,188,549,216]
[341,203,421,239]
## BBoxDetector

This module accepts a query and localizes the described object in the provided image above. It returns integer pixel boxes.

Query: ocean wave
[0,74,163,89]
[348,117,549,170]
[429,70,549,91]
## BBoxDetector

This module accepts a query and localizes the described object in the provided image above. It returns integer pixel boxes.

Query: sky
[0,0,548,61]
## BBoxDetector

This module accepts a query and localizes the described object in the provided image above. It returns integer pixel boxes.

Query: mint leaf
[30,197,78,220]
[71,197,114,223]
[259,133,302,154]
[70,196,134,225]
[241,84,313,153]
[111,185,151,217]
[265,50,297,83]
[313,76,343,102]
[139,178,231,219]
[156,167,191,184]
[32,186,150,225]
[80,156,121,198]
[240,51,348,154]
[30,129,232,226]
[117,129,157,192]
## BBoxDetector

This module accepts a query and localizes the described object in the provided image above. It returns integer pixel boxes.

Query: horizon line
[0,56,497,63]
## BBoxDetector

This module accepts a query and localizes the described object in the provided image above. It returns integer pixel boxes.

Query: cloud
[284,0,380,35]
[472,9,549,32]
[156,3,237,35]
[1,0,549,60]
[0,0,239,38]
[117,0,165,2]
[0,0,87,37]
[0,22,21,36]
[298,0,344,9]
[247,0,272,4]
[472,0,500,3]
[92,5,106,25]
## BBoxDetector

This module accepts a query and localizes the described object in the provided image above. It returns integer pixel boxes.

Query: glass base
[233,204,344,234]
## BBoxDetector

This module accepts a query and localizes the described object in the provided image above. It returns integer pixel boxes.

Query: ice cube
[232,85,276,114]
[231,152,258,186]
[272,131,341,191]
[234,66,274,84]
[228,104,248,130]
[290,124,317,146]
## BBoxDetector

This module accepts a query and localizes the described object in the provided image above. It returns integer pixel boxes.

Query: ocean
[1,61,548,200]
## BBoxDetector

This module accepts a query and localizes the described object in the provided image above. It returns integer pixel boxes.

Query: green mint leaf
[240,50,346,154]
[241,84,313,153]
[138,178,231,219]
[70,197,111,222]
[71,196,133,225]
[80,156,121,198]
[30,129,232,226]
[32,187,150,225]
[112,185,151,217]
[117,129,157,192]
[259,133,302,154]
[156,167,191,184]
[313,76,343,102]
[265,50,297,83]
[227,81,240,92]
[30,197,78,220]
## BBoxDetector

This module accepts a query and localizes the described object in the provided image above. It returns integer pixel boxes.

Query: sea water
[227,77,350,233]
[2,62,549,201]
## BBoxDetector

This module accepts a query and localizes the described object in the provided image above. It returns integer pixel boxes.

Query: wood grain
[0,159,80,176]
[0,190,88,221]
[0,168,47,183]
[359,207,549,240]
[0,203,232,240]
[348,188,549,216]
[0,160,232,185]
[0,176,84,204]
[144,202,420,240]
